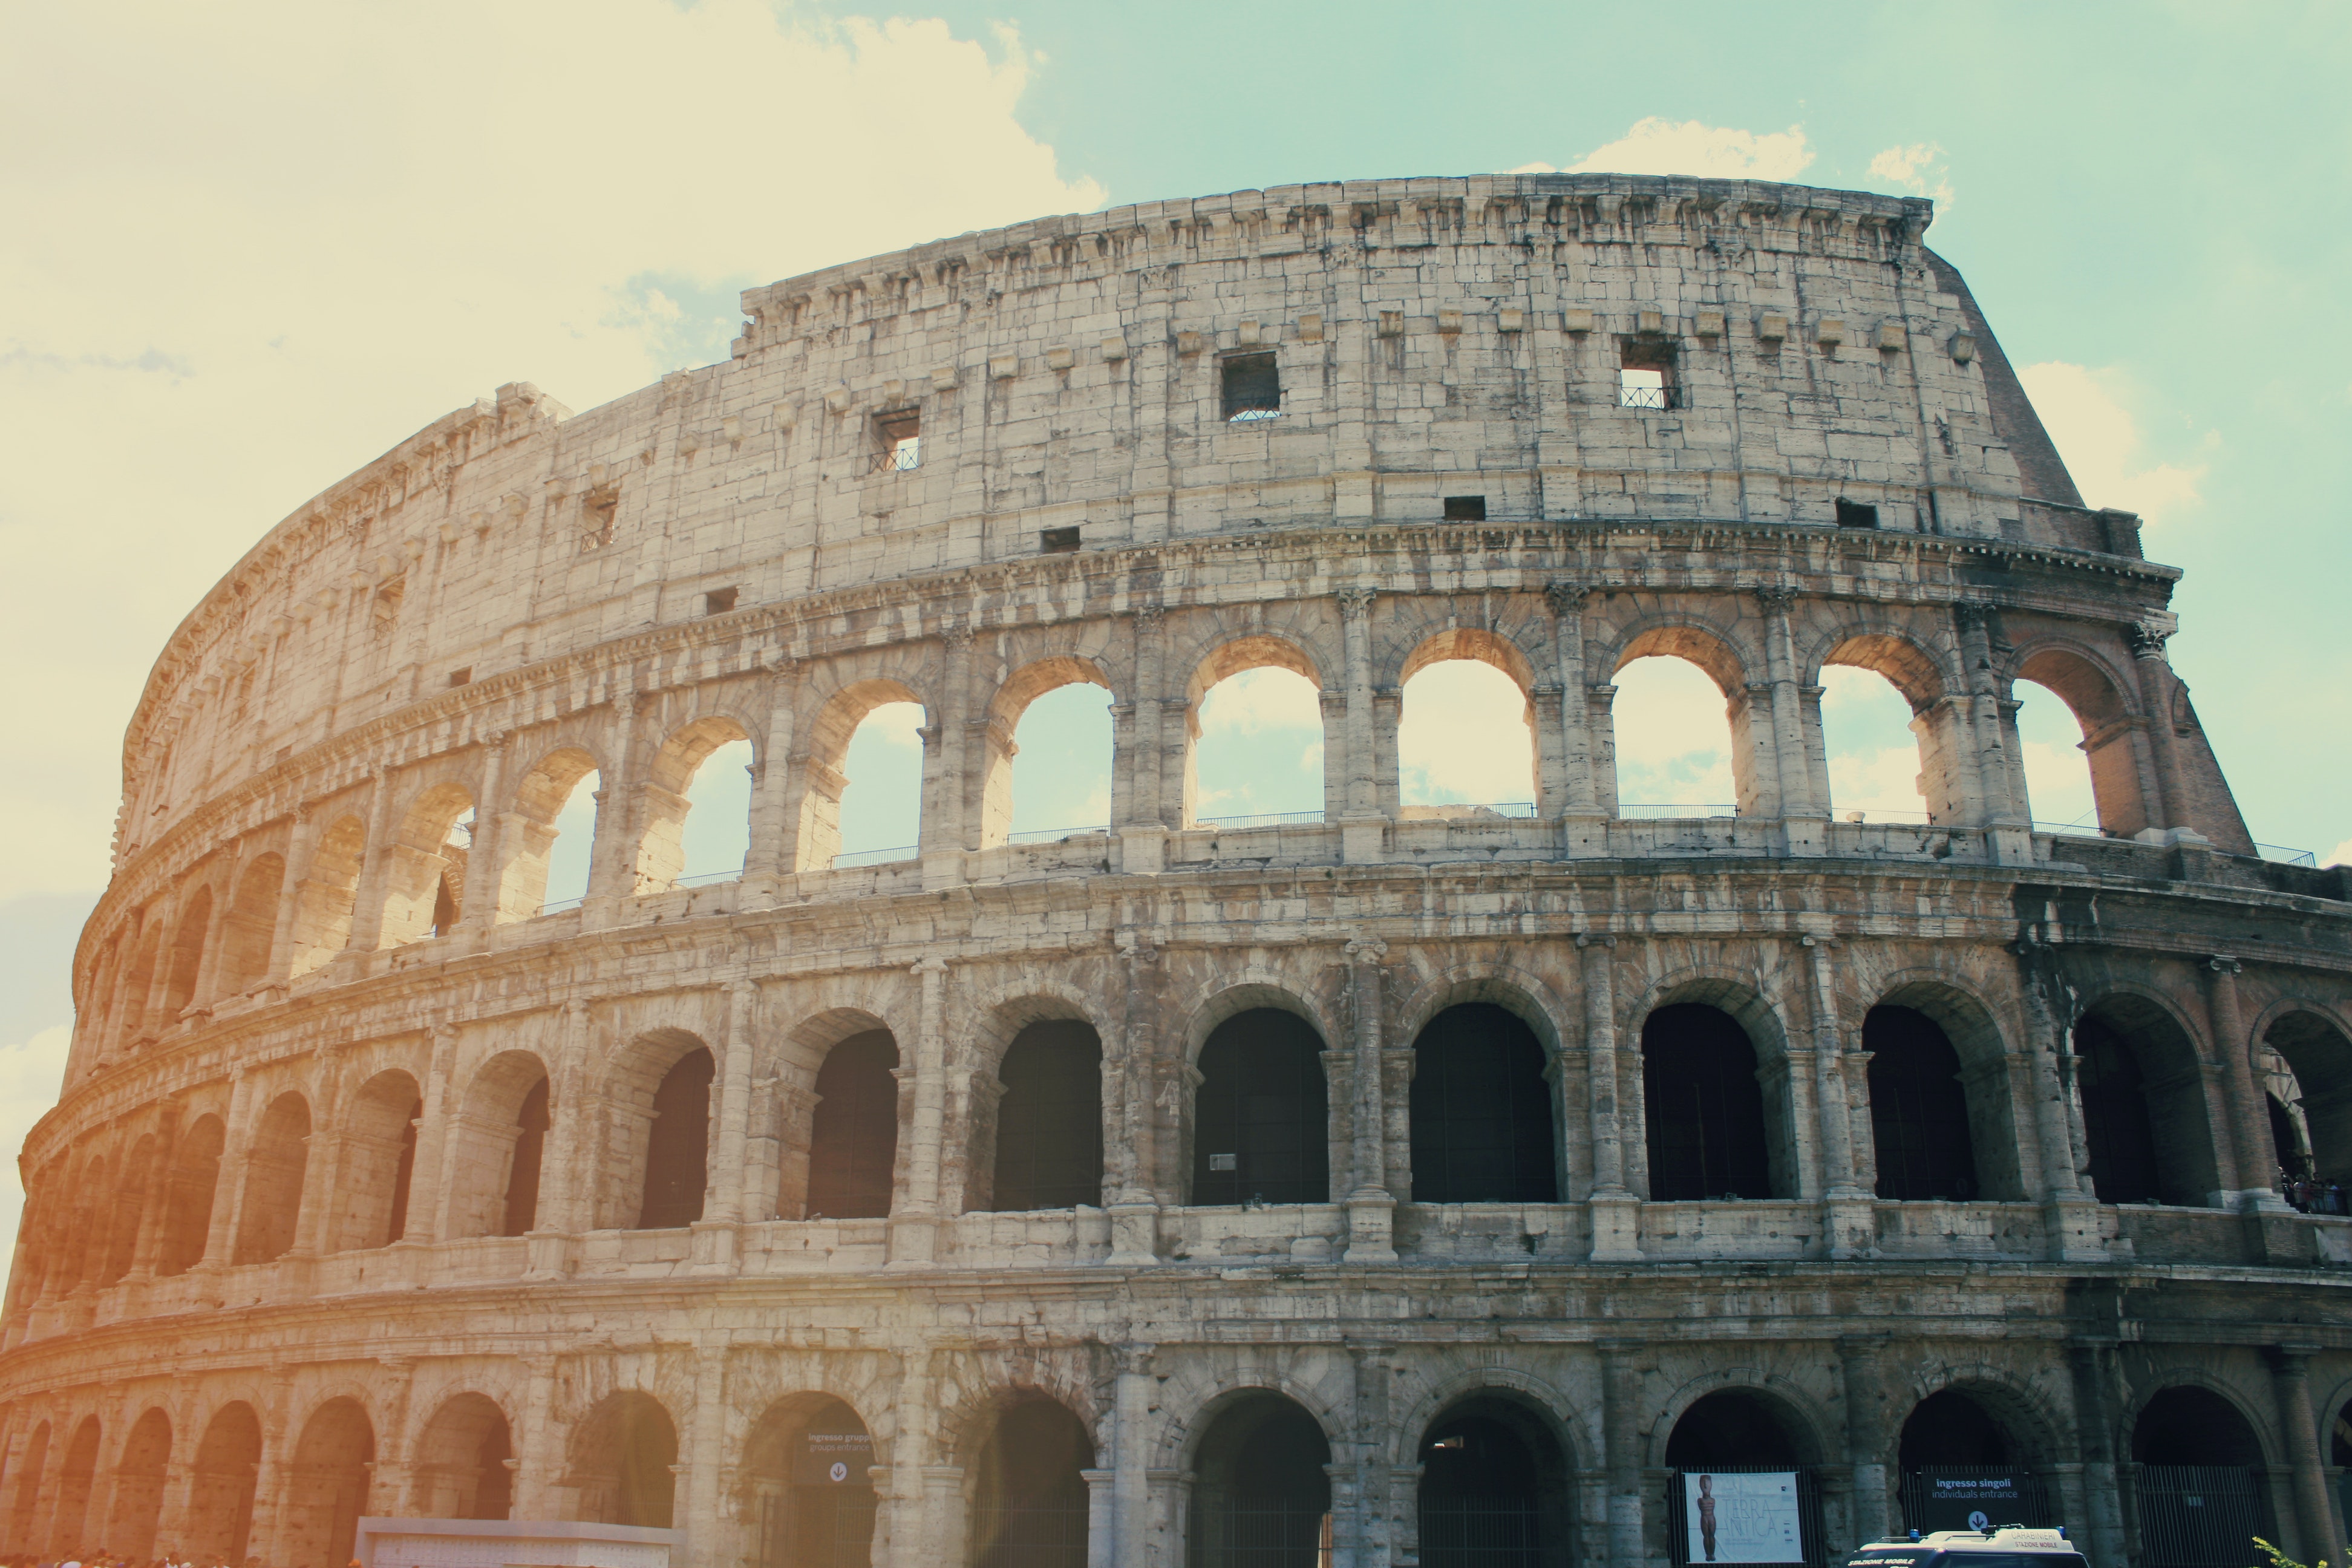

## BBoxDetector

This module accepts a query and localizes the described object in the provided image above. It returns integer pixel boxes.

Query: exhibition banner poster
[1684,1471,1804,1564]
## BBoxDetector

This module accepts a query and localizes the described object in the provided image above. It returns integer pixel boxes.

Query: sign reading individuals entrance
[793,1428,874,1486]
[1683,1472,1803,1564]
[1913,1471,2034,1532]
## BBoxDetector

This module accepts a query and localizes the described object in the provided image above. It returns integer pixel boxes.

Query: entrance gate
[2132,1466,2269,1568]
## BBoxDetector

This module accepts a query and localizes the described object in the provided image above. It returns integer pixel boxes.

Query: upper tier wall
[115,174,2112,871]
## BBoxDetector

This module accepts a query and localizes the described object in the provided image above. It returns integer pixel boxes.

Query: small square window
[1039,526,1081,554]
[1618,338,1679,410]
[1443,495,1487,522]
[1835,499,1880,529]
[1221,351,1280,421]
[704,587,739,615]
[873,410,921,473]
[447,667,472,688]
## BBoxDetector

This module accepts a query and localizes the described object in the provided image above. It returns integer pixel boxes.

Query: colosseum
[5,171,2350,1568]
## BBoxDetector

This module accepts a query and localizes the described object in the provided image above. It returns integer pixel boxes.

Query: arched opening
[1642,1005,1775,1201]
[116,923,162,1044]
[1610,653,1740,817]
[5,1422,46,1549]
[636,717,754,892]
[334,1069,424,1250]
[49,1415,99,1557]
[2270,1089,2311,1181]
[161,887,212,1021]
[282,1398,375,1568]
[411,1393,515,1521]
[1818,662,1933,823]
[218,853,284,995]
[232,1091,311,1264]
[445,1051,553,1241]
[2013,650,2146,837]
[1896,1390,2051,1532]
[189,1403,263,1564]
[988,659,1116,848]
[970,1396,1094,1568]
[109,1407,173,1560]
[157,1113,226,1276]
[1397,637,1537,815]
[638,1047,715,1230]
[1409,1004,1558,1204]
[500,748,601,919]
[1191,1008,1329,1206]
[1186,639,1325,828]
[799,682,926,871]
[377,784,475,947]
[805,1031,900,1220]
[289,814,367,978]
[1188,1391,1333,1568]
[2261,1012,2352,1184]
[1865,1006,1980,1201]
[2073,998,2219,1206]
[740,1396,877,1568]
[1417,1396,1572,1568]
[984,1020,1104,1213]
[572,1391,679,1529]
[99,1132,154,1284]
[2131,1388,2270,1567]
[1665,1393,1819,1568]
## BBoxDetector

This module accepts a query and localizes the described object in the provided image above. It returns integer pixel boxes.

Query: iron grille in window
[1221,351,1280,421]
[872,410,920,472]
[1619,338,1680,410]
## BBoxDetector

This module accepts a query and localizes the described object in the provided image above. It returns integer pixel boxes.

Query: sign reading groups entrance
[793,1429,873,1486]
[1682,1472,1804,1564]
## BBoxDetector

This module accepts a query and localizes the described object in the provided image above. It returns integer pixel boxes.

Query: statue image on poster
[1683,1472,1803,1564]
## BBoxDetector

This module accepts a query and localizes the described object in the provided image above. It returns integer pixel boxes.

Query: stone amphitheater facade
[7,173,2352,1568]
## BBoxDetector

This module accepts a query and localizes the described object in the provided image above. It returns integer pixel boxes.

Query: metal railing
[1835,807,1933,825]
[2031,818,2109,838]
[2256,842,2320,868]
[1195,810,1327,831]
[871,437,921,473]
[968,1498,1089,1567]
[1186,1501,1333,1567]
[1618,383,1685,411]
[831,844,918,869]
[1407,801,1538,819]
[1618,803,1738,820]
[676,867,743,887]
[1417,1498,1565,1566]
[539,895,586,915]
[2132,1465,2269,1568]
[1006,825,1110,844]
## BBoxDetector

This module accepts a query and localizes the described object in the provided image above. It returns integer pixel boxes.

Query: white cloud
[1868,142,1955,206]
[1612,658,1737,806]
[0,0,1104,906]
[2327,838,2352,871]
[1400,662,1537,805]
[2017,362,2210,527]
[1515,118,1814,181]
[1197,668,1322,736]
[1194,669,1324,818]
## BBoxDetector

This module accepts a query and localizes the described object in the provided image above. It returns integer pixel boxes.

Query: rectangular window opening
[447,667,472,688]
[581,492,618,550]
[1039,526,1082,554]
[1221,351,1281,422]
[1618,338,1679,410]
[704,587,739,615]
[1443,495,1488,522]
[873,410,921,473]
[1835,499,1881,529]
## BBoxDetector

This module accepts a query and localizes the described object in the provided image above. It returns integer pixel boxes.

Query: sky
[2,0,2347,1260]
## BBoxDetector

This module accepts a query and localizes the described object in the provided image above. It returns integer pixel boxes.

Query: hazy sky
[4,0,2346,1258]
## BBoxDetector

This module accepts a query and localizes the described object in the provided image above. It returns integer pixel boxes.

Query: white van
[1846,1526,2091,1568]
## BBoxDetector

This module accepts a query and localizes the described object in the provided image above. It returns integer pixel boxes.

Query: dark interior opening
[1409,1003,1558,1203]
[1221,351,1281,420]
[1039,526,1082,554]
[988,1020,1104,1212]
[386,1097,423,1242]
[502,1077,550,1237]
[1665,1391,1804,1469]
[1835,498,1880,529]
[1191,1008,1329,1206]
[1189,1393,1333,1568]
[637,1048,714,1229]
[1443,495,1488,521]
[2073,1015,2163,1204]
[1865,1005,1979,1201]
[806,1030,901,1220]
[1642,1004,1773,1201]
[1898,1390,2011,1469]
[1419,1400,1571,1568]
[705,586,739,615]
[972,1399,1093,1568]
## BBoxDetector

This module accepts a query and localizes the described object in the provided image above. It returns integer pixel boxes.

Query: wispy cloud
[1868,142,1955,206]
[1515,118,1815,181]
[2018,362,2212,527]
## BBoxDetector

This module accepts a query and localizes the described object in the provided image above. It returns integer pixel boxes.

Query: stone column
[2066,1341,2128,1568]
[1108,936,1161,1264]
[2270,1345,2336,1563]
[1350,1341,1394,1568]
[459,733,510,936]
[1082,1469,1115,1568]
[531,1001,593,1244]
[124,1099,185,1281]
[1338,589,1385,863]
[687,1343,729,1568]
[370,1357,418,1514]
[513,1353,562,1521]
[890,958,950,1266]
[1956,607,2033,862]
[264,807,316,985]
[342,769,398,953]
[923,624,973,887]
[2018,941,2103,1262]
[1343,936,1396,1263]
[2127,621,2190,834]
[1114,1345,1156,1563]
[748,658,802,892]
[713,981,760,1225]
[1600,1342,1645,1568]
[399,1023,461,1246]
[193,846,241,1008]
[199,1068,256,1269]
[1756,586,1824,854]
[1840,1338,1892,1544]
[2207,957,2285,1210]
[1580,935,1641,1260]
[1549,583,1608,857]
[1805,938,1874,1261]
[584,691,642,915]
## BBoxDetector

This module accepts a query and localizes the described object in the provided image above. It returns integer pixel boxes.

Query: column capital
[911,955,949,978]
[2208,955,2244,976]
[1131,603,1165,628]
[1344,935,1388,964]
[1337,587,1377,619]
[1753,584,1800,612]
[1544,580,1591,616]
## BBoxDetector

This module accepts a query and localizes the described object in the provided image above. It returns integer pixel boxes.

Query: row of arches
[0,1370,2304,1568]
[87,603,2169,1062]
[34,973,2348,1310]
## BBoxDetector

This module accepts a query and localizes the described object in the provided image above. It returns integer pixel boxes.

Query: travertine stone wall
[7,177,2351,1568]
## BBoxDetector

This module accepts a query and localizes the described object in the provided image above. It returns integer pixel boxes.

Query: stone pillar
[193,846,240,1008]
[1805,938,1873,1261]
[289,1044,351,1259]
[1114,1345,1156,1563]
[1123,606,1168,838]
[513,1354,561,1521]
[403,1023,461,1244]
[460,733,510,936]
[1756,586,1824,853]
[1840,1338,1892,1545]
[1956,606,2033,861]
[530,1000,593,1243]
[1338,589,1385,863]
[1600,1342,1645,1568]
[918,1464,967,1568]
[748,659,802,892]
[2066,1341,2128,1568]
[199,1069,256,1269]
[1548,583,1609,857]
[924,624,973,887]
[1350,1342,1394,1568]
[1082,1469,1115,1568]
[585,691,642,914]
[713,980,760,1226]
[264,808,315,985]
[2207,957,2286,1210]
[371,1356,418,1514]
[343,769,398,953]
[1343,936,1396,1263]
[1108,936,1161,1264]
[123,1099,185,1281]
[687,1343,728,1568]
[2017,942,2103,1262]
[2127,621,2190,834]
[2270,1346,2336,1563]
[890,957,950,1266]
[1580,935,1641,1260]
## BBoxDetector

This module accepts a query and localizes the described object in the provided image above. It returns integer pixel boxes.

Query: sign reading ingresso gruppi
[793,1429,874,1486]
